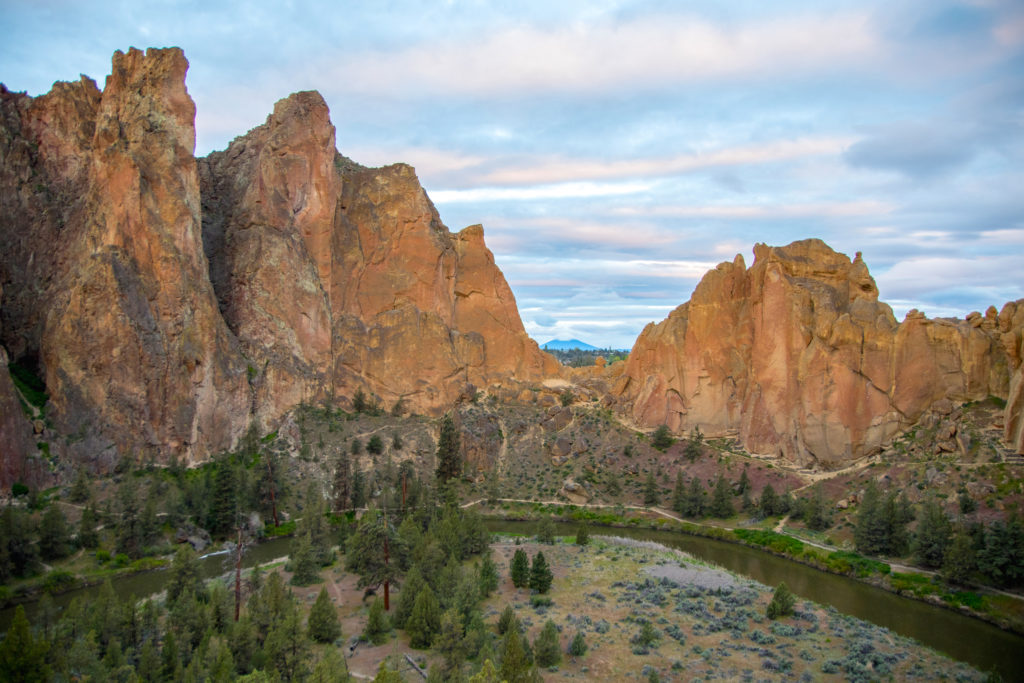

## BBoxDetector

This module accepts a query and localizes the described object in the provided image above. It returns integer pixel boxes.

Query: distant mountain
[541,339,599,351]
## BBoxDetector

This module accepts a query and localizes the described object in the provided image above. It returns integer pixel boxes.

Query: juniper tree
[759,483,778,518]
[38,503,73,561]
[497,604,518,635]
[672,472,686,515]
[307,586,341,643]
[435,608,468,678]
[529,551,553,594]
[766,582,796,619]
[393,563,426,628]
[684,427,703,462]
[651,424,673,451]
[510,549,529,588]
[478,552,499,597]
[643,470,660,506]
[568,631,588,658]
[363,596,390,645]
[499,627,531,683]
[914,499,953,569]
[534,619,561,667]
[684,476,707,518]
[435,413,462,484]
[406,586,441,648]
[333,450,352,512]
[574,523,590,546]
[710,473,734,518]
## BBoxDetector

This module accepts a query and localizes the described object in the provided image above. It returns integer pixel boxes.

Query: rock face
[0,48,555,480]
[0,285,37,487]
[614,240,1024,467]
[201,92,556,418]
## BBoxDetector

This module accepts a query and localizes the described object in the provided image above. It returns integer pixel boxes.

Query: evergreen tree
[345,508,404,593]
[435,608,467,678]
[802,485,831,532]
[478,552,499,597]
[568,631,587,659]
[38,503,73,561]
[308,586,342,643]
[651,424,673,451]
[684,427,703,462]
[435,413,462,484]
[643,470,659,506]
[499,627,531,683]
[166,545,206,606]
[333,450,352,512]
[367,434,384,455]
[470,660,501,683]
[529,551,553,594]
[766,582,795,620]
[914,499,953,569]
[289,531,320,586]
[255,449,286,528]
[710,474,734,518]
[535,517,556,544]
[855,480,887,555]
[759,483,778,518]
[958,487,978,515]
[310,648,350,683]
[69,468,91,503]
[737,468,751,494]
[372,660,405,683]
[394,564,426,628]
[78,504,99,549]
[406,586,440,648]
[208,453,238,536]
[978,515,1024,588]
[115,477,144,558]
[671,472,686,515]
[684,476,706,518]
[0,506,37,581]
[0,605,49,682]
[942,526,977,585]
[363,596,390,645]
[883,490,912,556]
[574,523,590,546]
[264,607,311,681]
[534,619,561,667]
[497,604,518,635]
[510,549,530,588]
[351,469,367,509]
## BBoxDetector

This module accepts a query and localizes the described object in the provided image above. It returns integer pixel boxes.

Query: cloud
[331,11,878,97]
[844,121,979,178]
[611,200,894,219]
[430,180,652,203]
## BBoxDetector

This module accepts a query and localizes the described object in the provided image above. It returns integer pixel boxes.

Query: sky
[2,0,1022,349]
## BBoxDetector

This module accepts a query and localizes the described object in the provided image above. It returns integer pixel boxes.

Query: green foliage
[435,413,462,484]
[367,434,384,455]
[632,620,659,650]
[574,523,590,546]
[759,483,779,517]
[529,551,553,594]
[477,552,499,597]
[498,604,518,635]
[0,605,49,682]
[651,424,674,451]
[435,608,467,678]
[8,360,48,412]
[733,529,805,555]
[393,564,426,628]
[406,586,441,648]
[535,517,556,544]
[710,473,734,518]
[69,469,91,504]
[308,586,341,643]
[166,545,206,606]
[568,631,587,658]
[942,527,977,585]
[684,427,703,462]
[767,582,796,620]
[0,505,40,580]
[38,503,73,561]
[364,596,390,645]
[333,450,352,511]
[534,619,562,667]
[560,389,573,407]
[914,499,953,569]
[499,626,531,683]
[207,453,239,536]
[643,470,659,506]
[289,532,321,586]
[345,508,405,591]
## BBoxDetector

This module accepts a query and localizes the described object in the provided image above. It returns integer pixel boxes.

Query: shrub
[767,582,795,620]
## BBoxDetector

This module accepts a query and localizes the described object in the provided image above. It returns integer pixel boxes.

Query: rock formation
[0,285,37,487]
[614,239,1024,467]
[0,48,555,483]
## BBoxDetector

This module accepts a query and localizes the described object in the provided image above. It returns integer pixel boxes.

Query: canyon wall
[0,48,555,483]
[613,239,1024,467]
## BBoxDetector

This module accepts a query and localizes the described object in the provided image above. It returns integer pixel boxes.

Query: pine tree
[651,424,673,451]
[364,596,390,645]
[115,477,143,559]
[942,526,977,585]
[367,434,384,455]
[574,523,590,546]
[671,472,686,515]
[69,468,91,503]
[914,499,953,569]
[498,604,518,635]
[499,627,531,683]
[766,582,795,619]
[684,427,703,462]
[510,549,530,588]
[529,551,553,594]
[78,504,99,549]
[264,607,311,681]
[345,508,404,594]
[333,450,352,512]
[311,648,350,683]
[406,586,441,648]
[394,564,426,628]
[478,552,499,597]
[855,480,887,555]
[351,469,367,509]
[643,470,659,506]
[568,631,587,658]
[435,413,462,484]
[685,476,706,518]
[435,608,467,678]
[38,503,72,561]
[208,453,238,536]
[534,619,561,667]
[0,605,49,682]
[166,544,205,606]
[710,474,734,518]
[308,586,341,643]
[759,483,778,518]
[738,468,751,494]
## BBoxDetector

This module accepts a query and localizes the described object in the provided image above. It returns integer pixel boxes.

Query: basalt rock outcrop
[614,239,1024,467]
[0,48,555,484]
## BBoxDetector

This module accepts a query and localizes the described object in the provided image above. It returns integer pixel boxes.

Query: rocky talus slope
[612,239,1023,467]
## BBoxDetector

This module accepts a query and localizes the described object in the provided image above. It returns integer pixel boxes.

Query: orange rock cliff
[0,48,1021,486]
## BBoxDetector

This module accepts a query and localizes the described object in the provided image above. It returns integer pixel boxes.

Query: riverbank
[470,498,1024,637]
